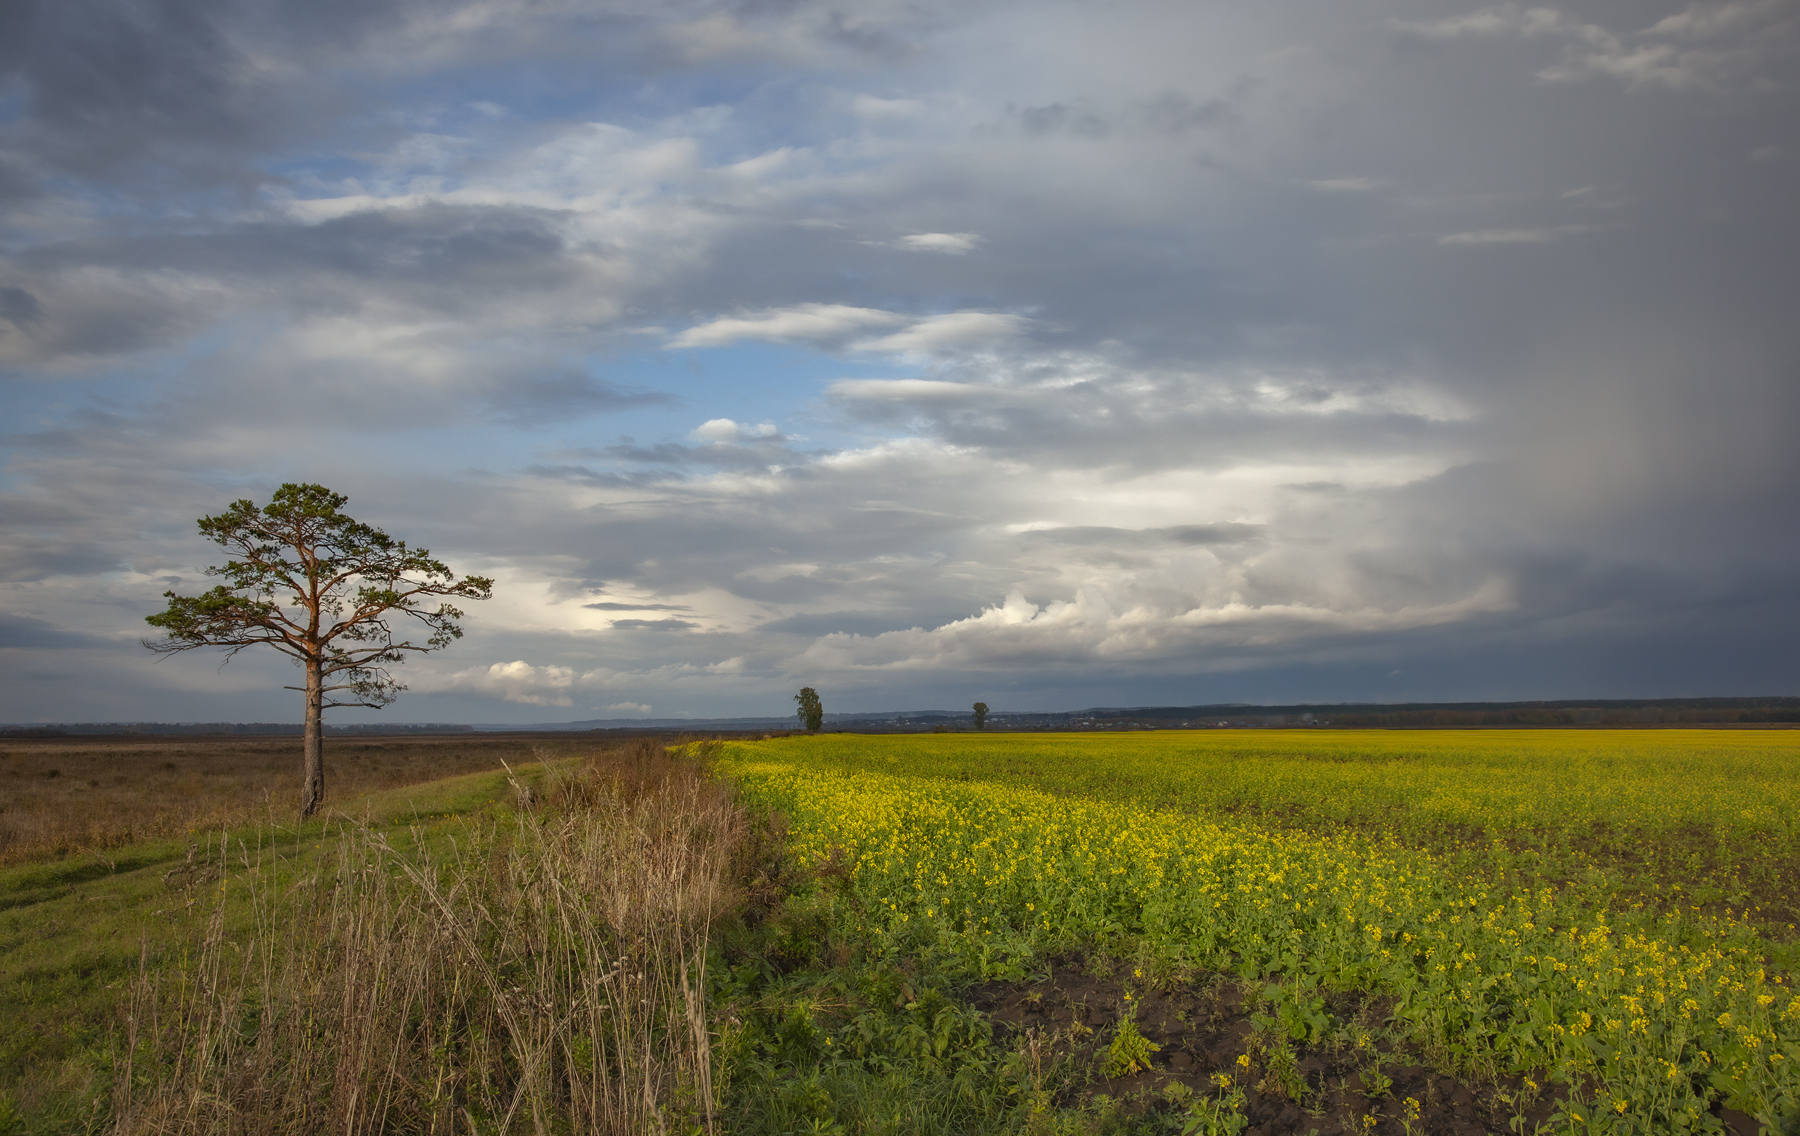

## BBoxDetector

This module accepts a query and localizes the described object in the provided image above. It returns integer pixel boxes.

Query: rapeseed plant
[718,734,1800,1134]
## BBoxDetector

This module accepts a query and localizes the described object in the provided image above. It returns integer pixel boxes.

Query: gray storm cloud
[2,0,1797,721]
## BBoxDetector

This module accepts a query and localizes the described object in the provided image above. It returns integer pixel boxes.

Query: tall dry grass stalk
[112,740,744,1135]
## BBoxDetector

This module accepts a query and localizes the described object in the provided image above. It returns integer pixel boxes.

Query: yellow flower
[713,729,1800,1126]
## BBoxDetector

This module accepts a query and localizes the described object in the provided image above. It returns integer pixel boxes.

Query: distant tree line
[1318,707,1800,727]
[1081,697,1800,728]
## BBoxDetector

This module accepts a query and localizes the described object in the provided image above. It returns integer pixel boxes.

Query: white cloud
[893,232,983,254]
[691,418,778,442]
[1438,225,1591,245]
[425,656,752,713]
[1394,2,1794,91]
[795,580,1517,673]
[667,306,1028,357]
[691,418,741,442]
[666,304,905,349]
[852,312,1029,356]
[1393,5,1570,40]
[829,378,990,402]
[446,660,578,707]
[1536,41,1695,89]
[1644,1,1783,40]
[723,146,801,180]
[5,0,1798,725]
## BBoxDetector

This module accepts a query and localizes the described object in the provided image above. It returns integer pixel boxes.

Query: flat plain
[0,732,595,865]
[0,733,600,1131]
[2,727,1796,1135]
[717,729,1800,1133]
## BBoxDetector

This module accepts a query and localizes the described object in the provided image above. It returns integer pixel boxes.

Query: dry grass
[110,739,747,1136]
[0,733,602,866]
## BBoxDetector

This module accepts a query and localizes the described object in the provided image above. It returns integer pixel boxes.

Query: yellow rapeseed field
[716,730,1800,1134]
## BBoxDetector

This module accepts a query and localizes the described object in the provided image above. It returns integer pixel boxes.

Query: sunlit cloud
[3,0,1798,723]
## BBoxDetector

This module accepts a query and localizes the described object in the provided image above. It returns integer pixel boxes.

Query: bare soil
[969,957,1559,1136]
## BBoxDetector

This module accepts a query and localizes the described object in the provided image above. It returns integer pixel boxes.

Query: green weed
[1102,997,1161,1077]
[1177,1073,1250,1135]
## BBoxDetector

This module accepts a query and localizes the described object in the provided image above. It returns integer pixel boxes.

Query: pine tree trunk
[300,656,325,817]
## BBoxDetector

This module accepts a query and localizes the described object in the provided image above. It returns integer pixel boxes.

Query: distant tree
[972,701,990,730]
[794,686,824,733]
[144,483,493,817]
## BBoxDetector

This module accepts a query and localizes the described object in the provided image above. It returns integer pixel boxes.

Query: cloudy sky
[2,0,1798,723]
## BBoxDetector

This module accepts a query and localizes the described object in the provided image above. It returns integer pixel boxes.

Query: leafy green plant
[1360,1054,1393,1100]
[1258,974,1331,1044]
[1101,996,1160,1077]
[1179,1072,1249,1135]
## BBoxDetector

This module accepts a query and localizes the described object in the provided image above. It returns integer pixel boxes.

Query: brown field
[0,731,615,865]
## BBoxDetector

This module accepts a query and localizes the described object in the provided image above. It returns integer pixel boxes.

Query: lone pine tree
[144,483,493,817]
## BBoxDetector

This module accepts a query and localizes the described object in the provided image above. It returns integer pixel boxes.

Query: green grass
[715,730,1800,1134]
[10,730,1798,1134]
[710,910,1028,1136]
[0,765,540,1131]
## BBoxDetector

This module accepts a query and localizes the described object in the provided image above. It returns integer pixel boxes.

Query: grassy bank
[1,762,537,1132]
[110,742,737,1135]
